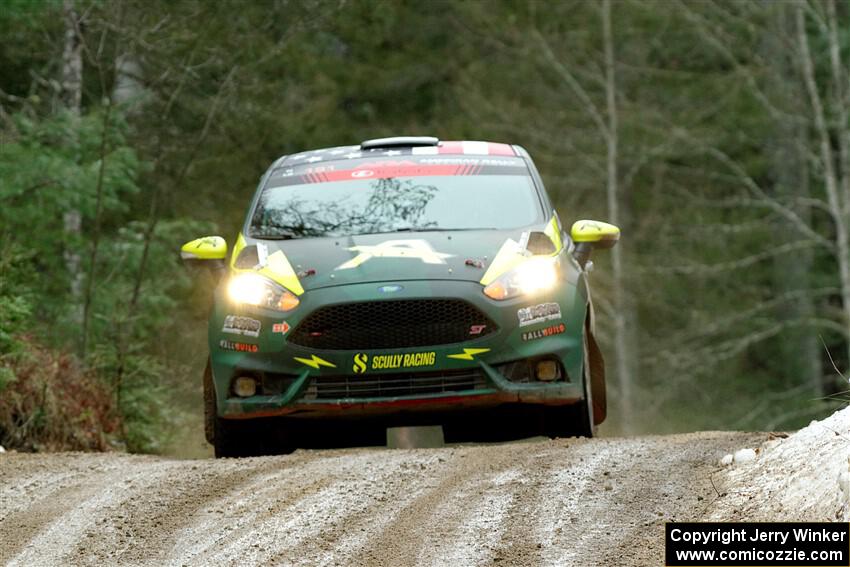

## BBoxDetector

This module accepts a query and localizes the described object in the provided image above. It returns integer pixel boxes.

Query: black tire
[205,360,295,457]
[213,415,261,458]
[543,334,597,438]
[585,323,607,426]
[203,361,215,444]
[574,361,597,437]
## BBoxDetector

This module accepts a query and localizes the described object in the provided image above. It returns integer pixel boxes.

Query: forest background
[2,0,849,455]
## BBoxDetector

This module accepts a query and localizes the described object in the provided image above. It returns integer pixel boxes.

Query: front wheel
[204,360,295,457]
[543,332,597,438]
[543,384,595,438]
[213,415,261,458]
[213,415,297,457]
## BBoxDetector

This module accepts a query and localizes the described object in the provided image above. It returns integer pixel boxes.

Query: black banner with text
[665,522,849,566]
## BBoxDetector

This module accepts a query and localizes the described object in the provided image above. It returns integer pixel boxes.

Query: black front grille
[289,299,497,350]
[303,368,488,400]
[261,372,299,395]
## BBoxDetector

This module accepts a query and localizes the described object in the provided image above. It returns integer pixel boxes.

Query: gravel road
[0,431,767,566]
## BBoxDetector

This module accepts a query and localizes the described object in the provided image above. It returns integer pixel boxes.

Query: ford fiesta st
[181,136,620,457]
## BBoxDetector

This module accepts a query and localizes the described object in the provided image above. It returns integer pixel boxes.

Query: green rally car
[181,136,620,457]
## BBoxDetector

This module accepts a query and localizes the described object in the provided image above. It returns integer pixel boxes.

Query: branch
[645,240,821,275]
[530,27,610,142]
[796,2,845,224]
[681,134,836,251]
[676,0,791,123]
[825,0,850,209]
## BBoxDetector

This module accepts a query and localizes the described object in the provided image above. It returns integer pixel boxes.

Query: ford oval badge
[378,284,404,293]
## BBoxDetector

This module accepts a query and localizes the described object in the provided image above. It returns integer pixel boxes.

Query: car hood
[236,225,559,292]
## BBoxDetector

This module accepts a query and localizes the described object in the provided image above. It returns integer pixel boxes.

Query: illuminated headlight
[483,257,559,300]
[227,273,300,311]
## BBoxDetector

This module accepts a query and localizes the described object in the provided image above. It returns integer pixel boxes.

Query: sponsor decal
[521,323,566,342]
[446,348,490,361]
[294,355,336,369]
[219,339,259,353]
[469,324,487,335]
[351,169,374,178]
[357,160,418,169]
[272,321,291,334]
[306,165,335,173]
[517,303,562,327]
[222,315,261,337]
[378,284,404,293]
[419,157,518,166]
[352,353,368,374]
[352,351,436,372]
[336,239,453,270]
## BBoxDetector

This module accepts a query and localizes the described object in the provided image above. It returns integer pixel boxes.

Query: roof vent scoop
[360,136,439,150]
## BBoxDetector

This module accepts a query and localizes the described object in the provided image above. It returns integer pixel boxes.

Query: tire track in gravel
[0,454,158,564]
[0,431,769,567]
[165,449,455,567]
[5,460,186,567]
[488,439,605,567]
[70,455,312,566]
[415,466,525,567]
[349,443,533,567]
[260,450,458,566]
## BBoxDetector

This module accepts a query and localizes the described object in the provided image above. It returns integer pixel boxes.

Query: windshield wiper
[377,227,497,234]
[250,232,296,240]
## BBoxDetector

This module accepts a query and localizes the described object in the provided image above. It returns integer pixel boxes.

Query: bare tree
[796,0,850,367]
[60,0,84,339]
[600,0,638,430]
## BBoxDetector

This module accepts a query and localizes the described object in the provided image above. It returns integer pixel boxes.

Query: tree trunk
[766,3,822,395]
[602,0,637,431]
[61,0,84,341]
[60,0,82,113]
[796,3,850,370]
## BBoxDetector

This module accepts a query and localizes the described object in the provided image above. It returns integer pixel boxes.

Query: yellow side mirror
[181,236,228,261]
[570,220,620,249]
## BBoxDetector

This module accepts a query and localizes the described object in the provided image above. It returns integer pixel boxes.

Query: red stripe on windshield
[317,164,465,182]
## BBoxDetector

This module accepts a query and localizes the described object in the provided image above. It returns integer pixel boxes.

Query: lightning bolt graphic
[446,348,491,361]
[294,355,337,369]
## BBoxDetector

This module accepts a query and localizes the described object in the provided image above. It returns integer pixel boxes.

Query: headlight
[227,273,300,311]
[483,257,559,300]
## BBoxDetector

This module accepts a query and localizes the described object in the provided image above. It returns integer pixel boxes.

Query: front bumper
[219,362,584,419]
[209,278,588,419]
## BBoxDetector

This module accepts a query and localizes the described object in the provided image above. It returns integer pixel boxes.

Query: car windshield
[249,157,543,239]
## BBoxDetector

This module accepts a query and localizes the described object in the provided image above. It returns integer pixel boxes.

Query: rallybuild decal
[352,351,436,374]
[219,340,259,353]
[517,303,562,328]
[222,315,261,337]
[521,323,566,341]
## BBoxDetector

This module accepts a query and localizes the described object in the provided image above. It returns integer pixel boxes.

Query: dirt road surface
[0,432,766,566]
